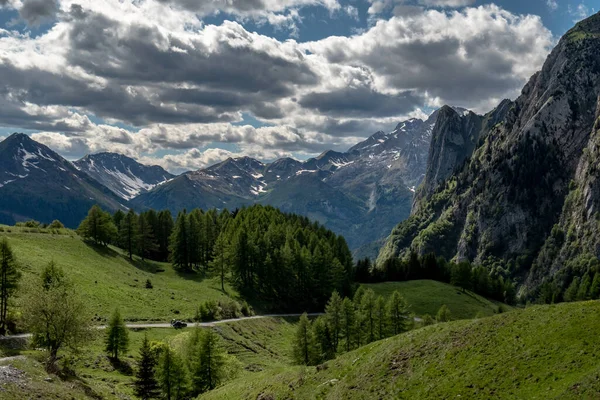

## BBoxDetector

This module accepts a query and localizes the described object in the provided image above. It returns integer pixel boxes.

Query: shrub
[240,301,254,317]
[145,279,153,289]
[218,299,241,320]
[48,220,65,229]
[24,220,41,228]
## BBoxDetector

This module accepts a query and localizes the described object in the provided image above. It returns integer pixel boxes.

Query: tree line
[362,252,517,305]
[77,204,355,311]
[292,288,412,365]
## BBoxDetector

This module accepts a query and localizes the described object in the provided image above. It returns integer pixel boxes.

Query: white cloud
[546,0,558,11]
[569,3,591,21]
[0,1,556,171]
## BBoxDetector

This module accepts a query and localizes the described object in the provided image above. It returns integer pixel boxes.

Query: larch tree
[105,308,129,360]
[192,328,228,393]
[77,205,118,245]
[293,313,315,365]
[137,214,158,261]
[0,237,20,335]
[341,297,355,352]
[169,210,190,272]
[120,209,139,261]
[386,291,410,335]
[360,289,376,343]
[209,233,230,292]
[375,295,386,340]
[157,345,189,400]
[325,291,343,351]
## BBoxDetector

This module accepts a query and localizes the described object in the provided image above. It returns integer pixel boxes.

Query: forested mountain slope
[377,11,600,301]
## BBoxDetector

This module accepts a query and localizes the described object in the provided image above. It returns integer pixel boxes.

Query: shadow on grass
[84,241,167,274]
[108,357,134,376]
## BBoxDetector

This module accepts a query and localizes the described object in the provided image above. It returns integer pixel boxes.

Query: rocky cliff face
[377,12,600,299]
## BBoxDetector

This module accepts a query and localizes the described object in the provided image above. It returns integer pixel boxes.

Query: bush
[48,220,65,229]
[240,301,254,317]
[218,299,241,320]
[24,220,41,228]
[145,279,153,289]
[197,300,221,322]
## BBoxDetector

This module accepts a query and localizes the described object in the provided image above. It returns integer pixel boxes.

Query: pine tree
[386,291,410,335]
[170,210,190,272]
[325,291,342,351]
[293,313,315,365]
[192,329,227,393]
[157,345,189,400]
[105,308,129,360]
[78,205,118,245]
[113,210,125,231]
[120,209,139,261]
[341,297,355,352]
[360,289,376,343]
[134,334,159,399]
[0,238,20,335]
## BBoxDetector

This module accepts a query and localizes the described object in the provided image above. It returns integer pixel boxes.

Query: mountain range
[377,12,600,300]
[0,109,448,255]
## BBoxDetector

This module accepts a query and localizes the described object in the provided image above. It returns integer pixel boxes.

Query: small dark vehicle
[170,319,188,329]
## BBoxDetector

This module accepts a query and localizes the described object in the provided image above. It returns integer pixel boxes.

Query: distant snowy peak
[75,153,175,200]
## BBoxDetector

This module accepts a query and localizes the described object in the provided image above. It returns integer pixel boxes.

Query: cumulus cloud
[0,1,555,171]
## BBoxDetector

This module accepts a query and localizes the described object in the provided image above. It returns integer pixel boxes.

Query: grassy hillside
[0,318,299,399]
[2,231,237,321]
[363,280,507,319]
[202,301,600,399]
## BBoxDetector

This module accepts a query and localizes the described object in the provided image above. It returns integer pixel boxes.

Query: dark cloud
[19,0,59,26]
[66,13,317,95]
[299,87,424,118]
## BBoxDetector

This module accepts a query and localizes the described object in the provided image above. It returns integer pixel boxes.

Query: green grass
[0,317,300,399]
[3,231,238,322]
[363,280,507,319]
[202,301,600,399]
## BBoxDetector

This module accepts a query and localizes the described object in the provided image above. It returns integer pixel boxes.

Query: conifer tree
[105,308,129,360]
[564,277,580,302]
[375,295,386,340]
[137,214,158,261]
[170,210,190,271]
[341,297,355,352]
[386,291,410,335]
[577,274,591,301]
[590,272,600,299]
[157,210,174,261]
[325,291,343,350]
[0,238,20,335]
[293,313,315,365]
[113,210,125,231]
[209,233,230,292]
[78,205,118,245]
[360,289,376,343]
[157,345,189,400]
[192,329,227,393]
[188,210,202,269]
[134,334,159,399]
[120,209,139,261]
[312,316,335,363]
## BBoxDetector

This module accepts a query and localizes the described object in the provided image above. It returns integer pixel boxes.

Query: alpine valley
[0,109,453,257]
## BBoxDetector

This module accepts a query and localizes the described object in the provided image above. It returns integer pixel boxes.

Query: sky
[0,0,597,173]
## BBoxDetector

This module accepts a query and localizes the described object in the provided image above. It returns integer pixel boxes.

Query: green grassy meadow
[202,301,600,399]
[2,230,238,322]
[363,280,508,319]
